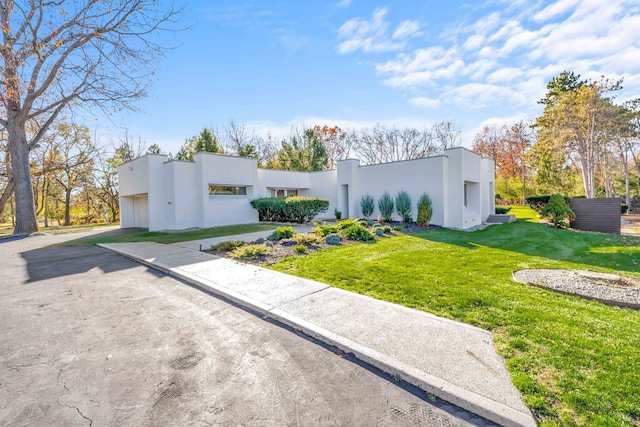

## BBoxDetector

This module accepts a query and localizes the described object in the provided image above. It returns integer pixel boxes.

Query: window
[209,185,247,196]
[464,183,467,207]
[270,188,298,197]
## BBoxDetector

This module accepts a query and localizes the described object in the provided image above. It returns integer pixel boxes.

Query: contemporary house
[118,147,495,231]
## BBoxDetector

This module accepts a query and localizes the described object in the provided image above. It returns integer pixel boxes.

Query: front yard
[270,206,640,426]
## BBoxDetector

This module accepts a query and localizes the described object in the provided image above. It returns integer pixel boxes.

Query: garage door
[133,194,149,228]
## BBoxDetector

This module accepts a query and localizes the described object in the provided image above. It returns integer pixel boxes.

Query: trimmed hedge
[495,206,511,214]
[526,195,571,213]
[250,196,330,223]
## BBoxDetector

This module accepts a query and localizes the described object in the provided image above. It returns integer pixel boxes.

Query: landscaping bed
[206,220,437,265]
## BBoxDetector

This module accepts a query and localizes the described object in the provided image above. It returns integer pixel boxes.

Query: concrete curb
[99,243,536,427]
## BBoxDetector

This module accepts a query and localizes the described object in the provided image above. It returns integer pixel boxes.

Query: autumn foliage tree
[0,0,180,233]
[312,125,350,170]
[472,121,532,203]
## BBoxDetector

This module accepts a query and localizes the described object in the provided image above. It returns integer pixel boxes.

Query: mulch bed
[206,222,440,266]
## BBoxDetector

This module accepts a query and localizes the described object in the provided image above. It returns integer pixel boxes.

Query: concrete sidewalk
[99,242,536,427]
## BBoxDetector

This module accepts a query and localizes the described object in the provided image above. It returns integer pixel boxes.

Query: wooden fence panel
[570,198,621,234]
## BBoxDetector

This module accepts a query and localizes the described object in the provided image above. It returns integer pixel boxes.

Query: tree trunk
[521,164,526,205]
[64,188,72,226]
[44,181,49,228]
[8,119,38,234]
[0,180,15,217]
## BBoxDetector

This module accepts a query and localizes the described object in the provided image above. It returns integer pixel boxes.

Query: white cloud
[533,0,580,23]
[337,9,422,54]
[442,84,517,109]
[337,8,405,54]
[392,20,420,39]
[337,1,640,116]
[409,97,440,108]
[336,0,352,7]
[376,47,465,87]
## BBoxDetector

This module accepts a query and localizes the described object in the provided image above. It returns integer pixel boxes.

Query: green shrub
[314,224,340,237]
[325,234,341,245]
[250,196,329,223]
[210,240,246,251]
[540,194,576,227]
[383,225,391,233]
[495,206,511,215]
[395,191,413,223]
[393,225,402,231]
[284,197,330,223]
[367,219,375,226]
[375,228,384,237]
[622,204,628,214]
[268,226,295,241]
[294,244,307,254]
[342,224,375,241]
[360,194,375,219]
[334,209,342,220]
[377,191,394,223]
[293,233,321,245]
[526,195,571,213]
[416,193,433,227]
[373,222,382,228]
[231,244,271,259]
[337,218,359,230]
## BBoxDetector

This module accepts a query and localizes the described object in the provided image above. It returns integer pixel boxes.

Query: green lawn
[270,206,640,426]
[53,223,284,247]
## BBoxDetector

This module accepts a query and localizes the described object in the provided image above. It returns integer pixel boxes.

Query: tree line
[473,71,640,206]
[0,118,462,226]
[151,119,462,172]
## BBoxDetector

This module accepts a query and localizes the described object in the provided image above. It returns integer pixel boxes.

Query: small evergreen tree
[377,191,394,223]
[416,193,433,227]
[395,190,413,223]
[360,194,375,219]
[540,194,575,227]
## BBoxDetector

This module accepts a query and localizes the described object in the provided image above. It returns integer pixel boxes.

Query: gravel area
[513,269,640,309]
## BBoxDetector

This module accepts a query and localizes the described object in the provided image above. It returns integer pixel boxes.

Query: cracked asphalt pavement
[0,230,494,426]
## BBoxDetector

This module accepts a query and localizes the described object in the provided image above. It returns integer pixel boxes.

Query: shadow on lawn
[411,218,640,275]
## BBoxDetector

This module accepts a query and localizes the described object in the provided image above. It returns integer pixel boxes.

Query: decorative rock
[513,269,640,309]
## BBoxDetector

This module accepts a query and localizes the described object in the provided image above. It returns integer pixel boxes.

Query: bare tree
[50,124,100,226]
[432,120,462,153]
[0,0,181,233]
[351,124,438,165]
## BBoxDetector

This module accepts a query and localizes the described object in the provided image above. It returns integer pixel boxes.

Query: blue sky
[96,0,640,154]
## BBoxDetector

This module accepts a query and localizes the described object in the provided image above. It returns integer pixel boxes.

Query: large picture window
[209,185,247,196]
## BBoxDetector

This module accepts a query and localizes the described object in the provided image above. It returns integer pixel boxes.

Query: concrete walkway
[99,241,536,427]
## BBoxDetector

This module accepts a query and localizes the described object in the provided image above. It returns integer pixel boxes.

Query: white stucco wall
[118,147,494,231]
[195,153,259,228]
[167,161,199,230]
[258,169,311,197]
[444,147,489,229]
[344,156,447,226]
[308,170,338,219]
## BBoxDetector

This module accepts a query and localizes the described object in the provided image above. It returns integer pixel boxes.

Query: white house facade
[118,147,495,231]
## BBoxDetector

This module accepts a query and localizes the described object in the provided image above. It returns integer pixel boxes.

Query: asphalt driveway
[0,231,492,426]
